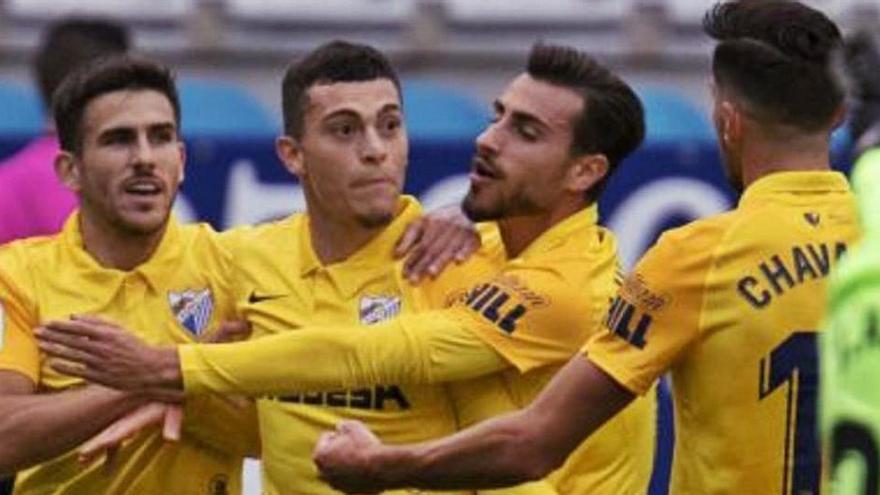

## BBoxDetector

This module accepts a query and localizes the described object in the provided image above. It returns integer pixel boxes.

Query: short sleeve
[455,264,599,373]
[0,261,40,383]
[585,230,710,395]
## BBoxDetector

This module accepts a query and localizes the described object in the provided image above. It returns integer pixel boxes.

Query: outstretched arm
[314,356,635,493]
[36,312,508,396]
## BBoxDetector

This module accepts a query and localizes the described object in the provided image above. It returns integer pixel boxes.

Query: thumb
[394,220,424,258]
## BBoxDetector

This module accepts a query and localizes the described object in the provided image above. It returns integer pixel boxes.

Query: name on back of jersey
[737,241,848,309]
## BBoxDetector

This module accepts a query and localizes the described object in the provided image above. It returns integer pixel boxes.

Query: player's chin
[354,203,395,229]
[116,208,171,236]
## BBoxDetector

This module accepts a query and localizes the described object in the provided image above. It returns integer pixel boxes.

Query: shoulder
[0,235,58,301]
[219,214,303,253]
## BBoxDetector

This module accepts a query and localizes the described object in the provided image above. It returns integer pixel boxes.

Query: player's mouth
[351,176,396,190]
[470,156,502,184]
[122,177,164,197]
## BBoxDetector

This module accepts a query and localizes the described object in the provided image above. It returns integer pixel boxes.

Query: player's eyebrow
[493,99,551,132]
[377,103,402,115]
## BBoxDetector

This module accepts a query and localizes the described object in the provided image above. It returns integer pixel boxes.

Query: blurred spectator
[0,18,129,244]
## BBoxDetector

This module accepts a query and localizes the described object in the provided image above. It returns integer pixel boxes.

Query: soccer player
[40,41,539,495]
[821,150,880,493]
[38,43,657,494]
[820,32,880,494]
[301,1,857,493]
[0,56,259,494]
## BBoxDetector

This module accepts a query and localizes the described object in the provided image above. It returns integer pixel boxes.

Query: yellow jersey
[449,206,655,495]
[180,204,655,494]
[220,197,472,495]
[0,214,257,495]
[586,171,860,494]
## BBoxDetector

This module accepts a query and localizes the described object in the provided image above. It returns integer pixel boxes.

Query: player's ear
[54,150,81,192]
[176,140,186,184]
[566,153,608,196]
[719,100,741,147]
[276,135,306,180]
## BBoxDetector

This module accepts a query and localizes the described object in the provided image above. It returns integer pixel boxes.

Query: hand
[314,421,386,494]
[395,205,480,283]
[34,315,182,391]
[204,320,252,344]
[79,403,183,467]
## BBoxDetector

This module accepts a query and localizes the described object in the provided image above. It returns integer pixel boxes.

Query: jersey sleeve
[180,310,508,396]
[0,255,40,383]
[452,263,600,373]
[584,229,710,395]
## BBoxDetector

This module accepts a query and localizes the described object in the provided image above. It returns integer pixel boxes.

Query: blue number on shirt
[759,332,820,494]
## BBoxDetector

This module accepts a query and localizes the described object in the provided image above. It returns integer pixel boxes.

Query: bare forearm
[330,357,637,492]
[0,386,145,473]
[375,410,556,491]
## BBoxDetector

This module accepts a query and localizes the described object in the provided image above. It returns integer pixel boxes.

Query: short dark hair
[704,0,843,132]
[34,18,130,110]
[281,40,402,139]
[526,43,644,203]
[53,56,180,154]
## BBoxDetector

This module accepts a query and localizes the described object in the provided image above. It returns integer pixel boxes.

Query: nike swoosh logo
[248,291,287,304]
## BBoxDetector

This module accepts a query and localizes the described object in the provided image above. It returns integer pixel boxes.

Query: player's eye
[150,128,175,145]
[515,122,539,142]
[331,121,358,138]
[99,130,133,146]
[380,116,402,135]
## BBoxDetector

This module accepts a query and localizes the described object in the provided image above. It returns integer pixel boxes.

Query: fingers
[394,219,424,258]
[37,338,101,367]
[205,320,252,344]
[402,220,451,282]
[78,402,169,464]
[401,209,480,283]
[41,318,109,340]
[163,406,183,441]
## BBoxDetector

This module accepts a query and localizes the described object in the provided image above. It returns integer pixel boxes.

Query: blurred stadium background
[0,1,869,493]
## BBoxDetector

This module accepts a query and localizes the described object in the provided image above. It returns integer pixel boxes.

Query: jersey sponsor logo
[604,295,652,349]
[359,295,401,325]
[247,291,287,304]
[463,283,528,334]
[168,288,214,338]
[276,385,411,410]
[620,274,668,312]
[737,241,848,309]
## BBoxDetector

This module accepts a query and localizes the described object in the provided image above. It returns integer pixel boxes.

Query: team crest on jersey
[359,295,401,325]
[168,289,214,337]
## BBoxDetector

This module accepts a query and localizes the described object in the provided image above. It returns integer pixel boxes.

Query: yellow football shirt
[183,205,656,494]
[0,213,257,495]
[445,206,655,495]
[220,196,475,495]
[586,171,860,494]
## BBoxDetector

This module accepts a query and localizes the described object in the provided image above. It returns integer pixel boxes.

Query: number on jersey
[759,331,820,495]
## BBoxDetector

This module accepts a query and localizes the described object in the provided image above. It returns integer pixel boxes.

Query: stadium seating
[177,79,277,136]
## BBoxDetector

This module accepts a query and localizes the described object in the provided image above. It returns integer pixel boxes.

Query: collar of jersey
[515,204,599,260]
[60,211,184,293]
[739,170,850,207]
[297,195,422,297]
